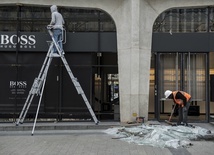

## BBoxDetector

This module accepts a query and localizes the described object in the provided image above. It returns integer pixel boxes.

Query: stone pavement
[0,122,214,155]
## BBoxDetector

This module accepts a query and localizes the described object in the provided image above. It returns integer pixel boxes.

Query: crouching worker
[164,90,191,126]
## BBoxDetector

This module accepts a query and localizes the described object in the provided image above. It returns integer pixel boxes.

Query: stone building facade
[1,0,214,122]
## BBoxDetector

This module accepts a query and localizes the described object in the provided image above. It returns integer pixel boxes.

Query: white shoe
[61,50,65,55]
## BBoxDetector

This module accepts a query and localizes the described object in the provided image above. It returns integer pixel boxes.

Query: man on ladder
[49,5,64,57]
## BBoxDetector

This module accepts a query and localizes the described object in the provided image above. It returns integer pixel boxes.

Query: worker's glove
[177,99,184,106]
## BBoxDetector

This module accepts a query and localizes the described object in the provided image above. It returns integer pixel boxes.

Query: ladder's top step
[51,53,61,57]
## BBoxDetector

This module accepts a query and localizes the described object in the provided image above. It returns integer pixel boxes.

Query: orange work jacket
[172,91,191,107]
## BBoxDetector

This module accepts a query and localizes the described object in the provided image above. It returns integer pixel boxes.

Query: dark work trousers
[177,99,191,125]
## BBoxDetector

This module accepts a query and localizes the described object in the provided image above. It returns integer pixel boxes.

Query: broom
[165,104,176,125]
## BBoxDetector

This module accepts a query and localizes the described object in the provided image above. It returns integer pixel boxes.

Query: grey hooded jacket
[50,5,65,29]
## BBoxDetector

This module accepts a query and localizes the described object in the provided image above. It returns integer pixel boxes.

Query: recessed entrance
[150,52,209,122]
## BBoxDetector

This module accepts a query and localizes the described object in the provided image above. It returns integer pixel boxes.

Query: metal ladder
[16,27,99,135]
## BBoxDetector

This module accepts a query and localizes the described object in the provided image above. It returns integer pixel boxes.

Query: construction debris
[136,117,144,123]
[104,124,214,149]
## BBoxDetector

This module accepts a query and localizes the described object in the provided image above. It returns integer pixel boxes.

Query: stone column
[138,0,159,121]
[115,0,159,122]
[115,0,141,122]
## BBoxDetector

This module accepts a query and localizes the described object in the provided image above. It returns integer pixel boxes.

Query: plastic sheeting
[104,124,214,149]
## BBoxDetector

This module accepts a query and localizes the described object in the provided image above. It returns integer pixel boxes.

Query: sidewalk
[0,121,121,131]
[0,122,214,155]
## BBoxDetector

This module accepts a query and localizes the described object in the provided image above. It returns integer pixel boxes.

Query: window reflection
[0,6,116,32]
[153,7,214,33]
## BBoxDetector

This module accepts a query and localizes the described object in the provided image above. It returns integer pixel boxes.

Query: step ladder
[16,27,99,135]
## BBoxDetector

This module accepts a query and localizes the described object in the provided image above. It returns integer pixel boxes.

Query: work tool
[165,104,176,125]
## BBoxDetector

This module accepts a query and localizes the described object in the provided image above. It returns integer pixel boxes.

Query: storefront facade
[0,5,118,121]
[1,0,214,123]
[149,6,214,123]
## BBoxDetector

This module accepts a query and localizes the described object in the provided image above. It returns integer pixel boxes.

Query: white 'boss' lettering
[28,35,36,45]
[0,34,36,45]
[1,35,9,44]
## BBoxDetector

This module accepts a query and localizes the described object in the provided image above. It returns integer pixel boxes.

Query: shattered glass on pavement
[104,124,214,149]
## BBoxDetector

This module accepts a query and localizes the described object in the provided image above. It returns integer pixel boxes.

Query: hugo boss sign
[1,34,36,45]
[0,32,50,52]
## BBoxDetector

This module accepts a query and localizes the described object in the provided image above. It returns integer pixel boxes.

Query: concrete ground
[0,122,214,155]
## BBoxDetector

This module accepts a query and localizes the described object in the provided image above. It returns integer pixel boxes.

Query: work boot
[184,123,188,126]
[177,122,188,126]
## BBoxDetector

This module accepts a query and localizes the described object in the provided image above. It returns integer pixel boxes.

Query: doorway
[154,52,209,122]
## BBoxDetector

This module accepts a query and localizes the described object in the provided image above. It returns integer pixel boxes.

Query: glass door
[155,52,209,122]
